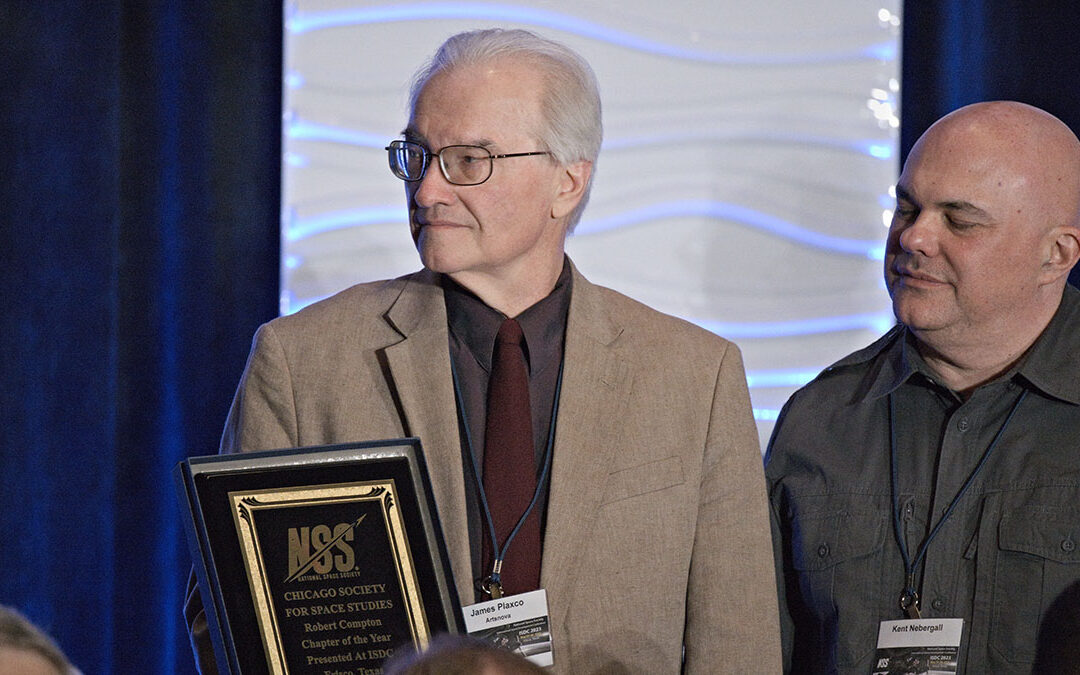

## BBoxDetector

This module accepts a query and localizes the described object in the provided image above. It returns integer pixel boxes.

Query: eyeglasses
[386,140,552,186]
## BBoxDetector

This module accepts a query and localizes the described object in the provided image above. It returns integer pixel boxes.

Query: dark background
[2,2,1079,672]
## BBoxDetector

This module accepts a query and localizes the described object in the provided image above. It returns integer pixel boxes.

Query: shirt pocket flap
[792,510,887,571]
[998,510,1080,564]
[601,455,685,504]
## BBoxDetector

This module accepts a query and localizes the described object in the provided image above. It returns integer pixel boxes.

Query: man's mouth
[894,265,946,286]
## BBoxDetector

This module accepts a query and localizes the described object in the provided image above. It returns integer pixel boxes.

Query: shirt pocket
[991,502,1080,664]
[792,508,888,668]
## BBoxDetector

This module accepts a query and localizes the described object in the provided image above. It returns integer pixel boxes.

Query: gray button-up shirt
[765,285,1080,673]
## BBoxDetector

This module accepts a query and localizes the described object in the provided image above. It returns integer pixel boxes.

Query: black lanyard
[888,387,1027,618]
[449,356,563,599]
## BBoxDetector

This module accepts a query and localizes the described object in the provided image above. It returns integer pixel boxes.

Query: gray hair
[409,28,603,230]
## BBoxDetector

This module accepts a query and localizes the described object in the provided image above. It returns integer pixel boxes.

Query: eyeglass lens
[440,146,491,185]
[388,142,427,181]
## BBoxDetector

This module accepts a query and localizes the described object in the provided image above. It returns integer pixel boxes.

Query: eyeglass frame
[385,139,553,186]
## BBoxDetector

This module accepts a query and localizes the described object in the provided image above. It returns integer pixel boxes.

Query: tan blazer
[189,263,780,673]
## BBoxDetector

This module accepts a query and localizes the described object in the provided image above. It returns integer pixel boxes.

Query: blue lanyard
[449,356,563,598]
[888,387,1027,618]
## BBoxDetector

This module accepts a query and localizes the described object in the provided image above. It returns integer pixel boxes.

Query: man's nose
[896,212,939,257]
[412,161,455,207]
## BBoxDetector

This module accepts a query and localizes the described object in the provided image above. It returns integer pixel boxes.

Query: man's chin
[416,235,444,271]
[892,295,935,328]
[417,246,463,276]
[892,304,952,335]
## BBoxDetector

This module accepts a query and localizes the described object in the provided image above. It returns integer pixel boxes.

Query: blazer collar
[381,270,474,605]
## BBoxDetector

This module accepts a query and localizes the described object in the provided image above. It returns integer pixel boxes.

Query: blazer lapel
[381,271,473,604]
[541,266,633,623]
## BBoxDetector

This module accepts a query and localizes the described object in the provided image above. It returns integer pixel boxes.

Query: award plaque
[176,438,463,674]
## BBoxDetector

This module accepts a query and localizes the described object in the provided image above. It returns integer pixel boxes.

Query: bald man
[765,101,1080,673]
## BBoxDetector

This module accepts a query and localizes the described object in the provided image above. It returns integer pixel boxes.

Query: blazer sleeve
[186,321,299,674]
[219,322,300,454]
[683,341,782,673]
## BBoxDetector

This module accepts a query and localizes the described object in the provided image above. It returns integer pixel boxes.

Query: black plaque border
[175,438,463,674]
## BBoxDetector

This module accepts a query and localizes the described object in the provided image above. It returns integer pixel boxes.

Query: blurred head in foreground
[382,634,546,675]
[0,606,76,675]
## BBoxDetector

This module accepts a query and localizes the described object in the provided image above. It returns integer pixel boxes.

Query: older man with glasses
[187,28,779,674]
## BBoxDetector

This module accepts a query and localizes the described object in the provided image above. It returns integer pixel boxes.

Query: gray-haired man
[189,29,780,673]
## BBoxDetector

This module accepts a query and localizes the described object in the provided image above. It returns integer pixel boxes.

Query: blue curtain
[900,1,1080,287]
[0,2,280,672]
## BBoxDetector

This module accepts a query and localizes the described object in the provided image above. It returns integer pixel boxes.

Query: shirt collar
[857,285,1080,405]
[1012,284,1080,405]
[856,326,920,401]
[443,257,573,376]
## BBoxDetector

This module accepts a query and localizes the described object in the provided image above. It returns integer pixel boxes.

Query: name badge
[873,618,963,674]
[462,588,552,667]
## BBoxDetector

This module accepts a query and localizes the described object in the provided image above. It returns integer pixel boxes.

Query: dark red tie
[481,318,540,596]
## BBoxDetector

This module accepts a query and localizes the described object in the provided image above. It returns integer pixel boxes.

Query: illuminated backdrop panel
[282,1,901,445]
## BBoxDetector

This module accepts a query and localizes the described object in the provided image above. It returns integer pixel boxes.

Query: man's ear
[1040,225,1080,283]
[551,160,592,220]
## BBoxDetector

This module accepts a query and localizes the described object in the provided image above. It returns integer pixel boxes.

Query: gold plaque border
[228,480,429,674]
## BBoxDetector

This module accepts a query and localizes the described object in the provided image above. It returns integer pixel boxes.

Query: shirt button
[931,598,946,611]
[957,417,970,432]
[817,544,830,558]
[1062,539,1076,553]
